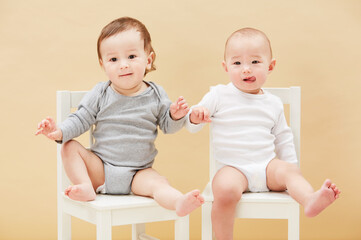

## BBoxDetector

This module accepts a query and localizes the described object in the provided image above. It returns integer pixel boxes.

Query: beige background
[1,0,360,239]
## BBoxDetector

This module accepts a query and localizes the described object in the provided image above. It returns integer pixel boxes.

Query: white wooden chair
[57,90,189,240]
[201,87,301,240]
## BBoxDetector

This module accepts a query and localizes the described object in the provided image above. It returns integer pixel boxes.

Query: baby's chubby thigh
[212,165,249,205]
[266,158,299,191]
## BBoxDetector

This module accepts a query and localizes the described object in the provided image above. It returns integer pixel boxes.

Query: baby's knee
[155,175,169,185]
[213,184,243,205]
[61,140,80,157]
[148,175,170,193]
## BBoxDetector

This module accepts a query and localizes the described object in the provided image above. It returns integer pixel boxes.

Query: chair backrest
[209,87,301,181]
[56,91,91,192]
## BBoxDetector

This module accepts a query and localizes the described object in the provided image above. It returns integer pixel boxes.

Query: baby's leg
[266,159,341,217]
[131,168,204,217]
[61,140,105,201]
[212,166,248,240]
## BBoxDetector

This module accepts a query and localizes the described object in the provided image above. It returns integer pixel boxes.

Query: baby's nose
[242,65,251,74]
[119,59,129,69]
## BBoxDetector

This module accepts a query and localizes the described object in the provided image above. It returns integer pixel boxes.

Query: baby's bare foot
[175,189,205,217]
[304,179,341,217]
[65,183,96,201]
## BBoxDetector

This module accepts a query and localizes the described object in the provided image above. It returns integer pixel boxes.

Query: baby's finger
[177,96,185,103]
[180,102,188,109]
[177,99,187,106]
[203,115,211,122]
[41,119,49,128]
[177,100,186,109]
[204,109,212,122]
[198,111,204,120]
[35,129,43,136]
[182,108,190,114]
[46,117,56,126]
[191,110,199,119]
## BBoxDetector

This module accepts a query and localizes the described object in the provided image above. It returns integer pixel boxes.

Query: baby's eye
[233,61,241,65]
[252,60,260,64]
[110,57,117,62]
[128,55,136,59]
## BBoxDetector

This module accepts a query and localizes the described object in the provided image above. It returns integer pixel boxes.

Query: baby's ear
[222,61,228,72]
[99,59,104,68]
[268,59,276,72]
[146,52,155,69]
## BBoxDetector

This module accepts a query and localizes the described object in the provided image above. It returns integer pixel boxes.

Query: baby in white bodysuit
[186,27,341,240]
[187,82,297,192]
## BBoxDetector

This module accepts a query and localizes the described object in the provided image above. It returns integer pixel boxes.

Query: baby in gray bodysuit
[36,17,204,217]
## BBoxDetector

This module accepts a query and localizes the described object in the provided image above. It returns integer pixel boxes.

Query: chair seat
[62,193,159,210]
[241,192,296,203]
[201,182,299,221]
[202,182,296,203]
[61,193,184,226]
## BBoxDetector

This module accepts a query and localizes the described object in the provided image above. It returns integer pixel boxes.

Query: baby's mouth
[243,76,256,82]
[119,73,133,77]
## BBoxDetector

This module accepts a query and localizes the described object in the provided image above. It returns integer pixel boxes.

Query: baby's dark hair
[97,17,156,75]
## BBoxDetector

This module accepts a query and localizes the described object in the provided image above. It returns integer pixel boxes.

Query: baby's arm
[189,106,212,124]
[155,83,188,134]
[36,84,104,143]
[169,96,190,120]
[273,105,298,164]
[35,116,63,141]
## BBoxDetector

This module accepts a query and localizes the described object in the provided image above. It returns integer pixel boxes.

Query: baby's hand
[190,106,212,124]
[170,96,190,120]
[35,116,63,141]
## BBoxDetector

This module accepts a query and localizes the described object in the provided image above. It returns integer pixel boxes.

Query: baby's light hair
[224,27,273,60]
[97,17,156,75]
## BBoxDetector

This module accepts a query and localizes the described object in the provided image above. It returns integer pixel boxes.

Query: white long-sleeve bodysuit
[186,83,297,192]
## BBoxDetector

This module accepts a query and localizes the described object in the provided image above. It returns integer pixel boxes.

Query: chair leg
[96,210,112,240]
[58,211,71,240]
[132,223,146,240]
[202,202,213,240]
[175,216,189,240]
[288,205,300,240]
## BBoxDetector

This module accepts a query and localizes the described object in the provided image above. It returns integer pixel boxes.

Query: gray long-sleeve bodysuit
[60,81,185,194]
